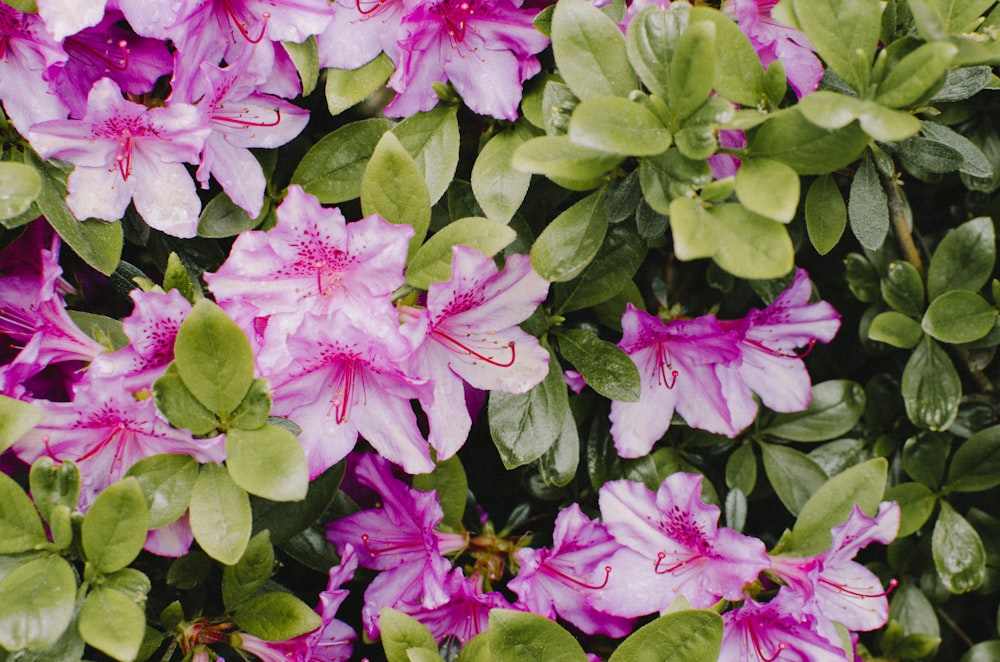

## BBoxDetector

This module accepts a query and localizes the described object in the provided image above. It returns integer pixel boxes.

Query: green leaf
[67,310,128,351]
[748,107,870,175]
[405,218,517,290]
[608,609,723,662]
[392,106,461,205]
[0,0,37,13]
[233,592,322,641]
[875,41,957,108]
[228,378,273,431]
[849,151,889,251]
[407,649,447,662]
[881,260,926,318]
[903,432,951,488]
[922,121,994,178]
[488,609,589,662]
[30,155,123,276]
[922,290,997,344]
[868,311,924,349]
[538,409,580,487]
[189,463,252,565]
[0,471,46,554]
[29,457,80,525]
[79,587,146,662]
[226,425,308,502]
[759,441,827,516]
[557,328,640,401]
[380,608,438,662]
[890,578,940,638]
[690,6,765,106]
[324,53,394,116]
[798,90,864,130]
[554,224,647,314]
[197,191,260,239]
[927,216,996,300]
[568,97,671,156]
[735,158,800,223]
[282,36,319,96]
[0,394,44,454]
[933,501,986,593]
[531,191,608,282]
[513,135,622,181]
[362,131,432,259]
[902,336,961,431]
[725,443,757,495]
[82,477,149,574]
[761,380,866,442]
[125,454,199,529]
[250,460,343,545]
[153,364,220,436]
[290,118,394,204]
[790,0,880,93]
[551,0,636,99]
[668,20,715,121]
[413,455,468,528]
[222,530,274,611]
[471,128,534,223]
[706,203,794,279]
[948,424,1000,492]
[962,642,1000,662]
[783,457,888,555]
[884,482,937,537]
[639,147,712,214]
[0,162,41,220]
[624,5,686,100]
[489,345,568,469]
[0,556,76,652]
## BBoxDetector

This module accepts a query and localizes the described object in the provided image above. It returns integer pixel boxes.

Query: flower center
[219,0,270,44]
[65,35,130,74]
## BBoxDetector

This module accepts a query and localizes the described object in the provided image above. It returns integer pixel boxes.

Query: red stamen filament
[212,107,282,128]
[355,0,388,15]
[748,620,785,662]
[332,363,358,424]
[747,337,816,359]
[223,1,269,44]
[655,345,678,388]
[654,551,692,574]
[360,533,424,555]
[819,576,897,598]
[116,134,134,180]
[541,563,611,590]
[66,37,130,72]
[433,330,516,367]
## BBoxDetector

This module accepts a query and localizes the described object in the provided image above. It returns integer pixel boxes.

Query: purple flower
[508,503,635,637]
[385,0,549,120]
[720,588,849,662]
[28,78,210,237]
[400,246,549,458]
[0,4,69,131]
[598,473,770,614]
[316,0,414,70]
[10,378,225,511]
[722,0,823,98]
[609,306,757,458]
[721,269,841,413]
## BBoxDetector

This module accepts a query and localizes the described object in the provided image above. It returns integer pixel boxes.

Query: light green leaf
[927,216,996,300]
[531,191,608,282]
[735,158,800,223]
[0,162,41,220]
[233,592,322,641]
[875,41,957,108]
[0,556,76,652]
[153,364,220,436]
[413,455,468,528]
[798,90,864,130]
[933,501,986,593]
[28,457,80,526]
[902,336,961,431]
[790,0,880,93]
[539,409,580,487]
[783,457,888,555]
[489,609,589,662]
[922,290,997,344]
[174,299,255,417]
[568,97,671,156]
[608,609,723,662]
[82,477,149,574]
[759,441,828,516]
[708,203,795,279]
[362,131,432,259]
[551,0,636,99]
[324,53,394,116]
[691,6,765,106]
[748,107,870,175]
[226,425,309,502]
[471,128,534,223]
[282,36,319,96]
[290,118,394,204]
[0,472,46,554]
[392,106,460,205]
[79,587,146,662]
[557,328,640,401]
[228,378,273,431]
[624,4,686,99]
[858,101,923,142]
[381,608,438,662]
[762,380,866,442]
[189,463,252,565]
[668,20,715,121]
[405,218,517,290]
[513,135,622,180]
[868,311,924,349]
[669,196,717,261]
[805,174,847,255]
[0,394,44,455]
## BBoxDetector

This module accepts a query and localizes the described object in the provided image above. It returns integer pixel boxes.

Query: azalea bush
[2,0,1000,660]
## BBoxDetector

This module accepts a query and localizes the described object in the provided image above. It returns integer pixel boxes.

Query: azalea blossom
[0,4,69,131]
[609,305,757,457]
[598,472,770,613]
[400,245,549,458]
[385,0,549,120]
[316,0,414,70]
[508,503,635,637]
[28,78,210,238]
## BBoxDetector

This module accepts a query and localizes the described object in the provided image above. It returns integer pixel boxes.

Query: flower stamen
[819,576,897,598]
[433,330,516,367]
[541,563,612,590]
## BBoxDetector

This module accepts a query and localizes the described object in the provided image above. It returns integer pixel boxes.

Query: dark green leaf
[725,443,757,495]
[849,152,889,251]
[761,380,866,442]
[413,455,468,528]
[554,224,646,313]
[290,118,393,204]
[922,122,993,177]
[538,410,580,487]
[884,482,937,537]
[902,432,951,488]
[902,336,961,431]
[927,216,996,300]
[881,260,925,317]
[531,191,608,282]
[922,290,997,344]
[948,424,1000,492]
[932,501,986,593]
[222,530,274,611]
[962,642,1000,662]
[251,460,343,545]
[759,441,827,516]
[557,328,640,401]
[197,192,260,239]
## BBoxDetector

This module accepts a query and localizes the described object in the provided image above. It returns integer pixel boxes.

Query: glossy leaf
[922,290,997,344]
[81,477,149,574]
[551,0,636,99]
[568,97,671,156]
[250,460,343,545]
[761,380,866,442]
[902,432,951,488]
[413,455,468,528]
[948,424,1000,492]
[489,609,589,662]
[553,224,647,313]
[531,191,608,282]
[803,173,847,255]
[932,501,986,594]
[884,481,937,537]
[290,118,393,203]
[539,409,580,487]
[607,609,723,662]
[725,443,757,495]
[868,311,924,349]
[881,261,925,318]
[707,203,795,279]
[902,336,961,431]
[79,587,146,662]
[189,463,252,565]
[0,471,46,554]
[324,53,394,116]
[0,556,76,652]
[381,608,438,662]
[124,454,199,529]
[222,530,274,611]
[557,328,640,401]
[392,106,461,206]
[690,6,764,106]
[875,41,957,108]
[624,4,686,99]
[28,457,80,526]
[197,192,259,239]
[405,217,516,290]
[282,36,318,96]
[759,442,827,516]
[233,592,322,641]
[926,216,996,300]
[471,128,534,222]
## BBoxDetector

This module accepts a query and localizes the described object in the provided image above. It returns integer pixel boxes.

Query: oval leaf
[0,556,76,652]
[233,592,322,641]
[557,328,640,401]
[82,477,149,574]
[608,609,723,662]
[362,131,432,259]
[922,290,997,344]
[0,471,46,554]
[406,218,517,290]
[759,441,828,516]
[948,424,1000,492]
[933,501,986,594]
[324,53,395,116]
[189,463,252,565]
[735,158,800,223]
[551,0,636,99]
[125,454,200,529]
[226,425,309,502]
[568,97,671,156]
[902,336,961,431]
[762,380,866,442]
[488,609,589,662]
[79,587,146,662]
[290,118,393,204]
[0,162,42,220]
[531,191,608,282]
[927,216,996,301]
[471,129,534,223]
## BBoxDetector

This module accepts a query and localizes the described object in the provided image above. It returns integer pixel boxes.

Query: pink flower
[28,78,210,237]
[385,0,549,120]
[598,473,770,614]
[0,4,69,131]
[508,503,635,637]
[609,306,757,458]
[400,246,549,458]
[721,269,841,413]
[316,0,414,70]
[10,378,225,511]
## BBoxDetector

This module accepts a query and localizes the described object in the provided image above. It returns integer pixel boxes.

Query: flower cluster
[609,269,841,457]
[328,452,899,657]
